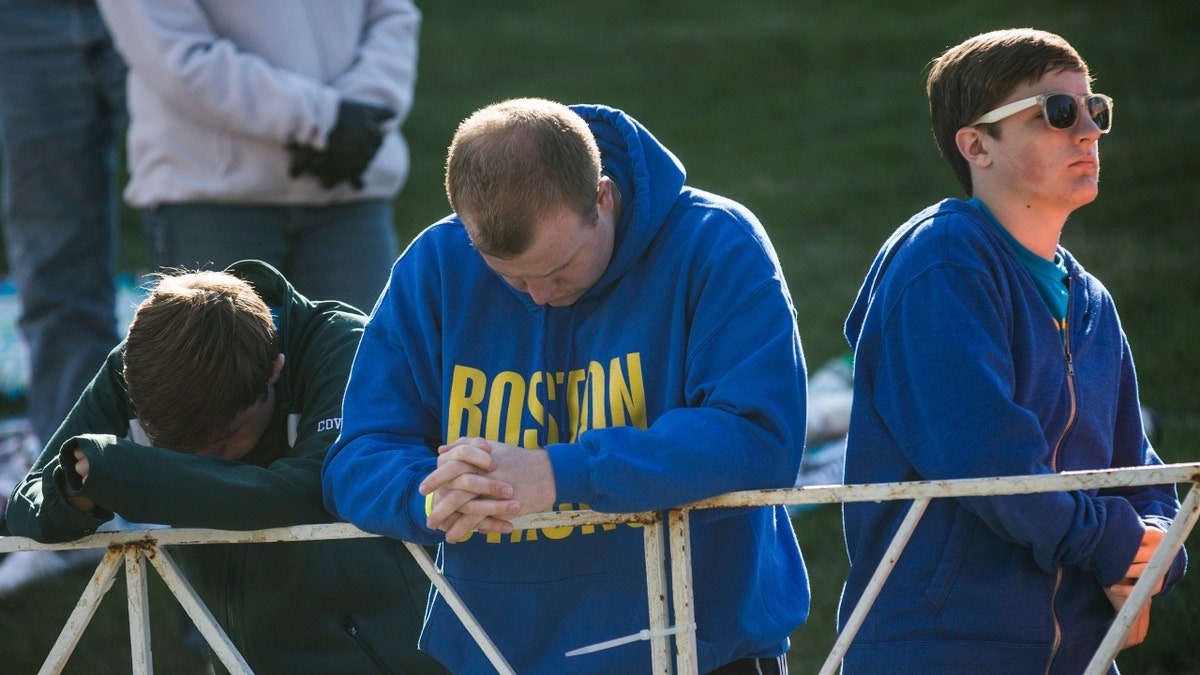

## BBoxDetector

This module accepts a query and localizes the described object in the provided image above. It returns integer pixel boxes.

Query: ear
[597,176,615,213]
[955,126,993,169]
[268,353,286,385]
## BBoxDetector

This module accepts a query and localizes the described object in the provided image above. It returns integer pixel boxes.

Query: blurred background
[1,1,1197,672]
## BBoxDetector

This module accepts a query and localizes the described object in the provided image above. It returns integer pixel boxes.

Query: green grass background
[2,1,1198,672]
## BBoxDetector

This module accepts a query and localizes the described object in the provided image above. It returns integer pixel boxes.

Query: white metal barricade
[2,462,1197,674]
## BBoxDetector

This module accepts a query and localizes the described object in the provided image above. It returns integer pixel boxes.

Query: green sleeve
[3,347,128,542]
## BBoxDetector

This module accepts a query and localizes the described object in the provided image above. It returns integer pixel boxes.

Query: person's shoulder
[896,199,997,258]
[906,198,987,235]
[398,216,469,259]
[679,186,754,218]
[669,186,769,245]
[862,199,1003,293]
[390,216,481,291]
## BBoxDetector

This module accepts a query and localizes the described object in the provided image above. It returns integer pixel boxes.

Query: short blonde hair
[445,98,601,257]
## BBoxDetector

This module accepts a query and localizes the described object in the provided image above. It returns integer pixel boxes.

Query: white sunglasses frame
[971,92,1114,133]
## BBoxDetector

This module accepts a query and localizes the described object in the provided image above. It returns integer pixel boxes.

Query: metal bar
[1085,481,1200,674]
[143,546,252,674]
[1,462,1195,675]
[668,508,698,675]
[3,464,1197,556]
[693,464,1200,511]
[38,548,124,675]
[644,517,673,674]
[402,542,516,675]
[820,497,930,674]
[124,550,153,675]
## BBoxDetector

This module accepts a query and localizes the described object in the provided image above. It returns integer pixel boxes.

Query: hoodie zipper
[1043,278,1076,675]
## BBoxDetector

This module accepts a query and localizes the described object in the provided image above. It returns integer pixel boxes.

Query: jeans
[0,0,125,446]
[141,200,398,313]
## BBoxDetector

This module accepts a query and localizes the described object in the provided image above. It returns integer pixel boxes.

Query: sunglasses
[971,92,1113,133]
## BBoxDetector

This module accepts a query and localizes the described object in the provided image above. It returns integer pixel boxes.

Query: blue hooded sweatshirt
[322,104,809,674]
[839,199,1186,674]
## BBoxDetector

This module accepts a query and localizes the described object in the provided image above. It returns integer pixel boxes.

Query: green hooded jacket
[3,260,445,674]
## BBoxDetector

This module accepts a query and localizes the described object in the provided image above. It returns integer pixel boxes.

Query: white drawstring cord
[565,622,696,657]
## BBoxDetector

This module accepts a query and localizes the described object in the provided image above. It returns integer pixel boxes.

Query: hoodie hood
[569,104,686,301]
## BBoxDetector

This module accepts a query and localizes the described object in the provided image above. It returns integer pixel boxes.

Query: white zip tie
[564,622,696,657]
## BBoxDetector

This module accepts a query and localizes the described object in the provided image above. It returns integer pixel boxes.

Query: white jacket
[98,0,420,206]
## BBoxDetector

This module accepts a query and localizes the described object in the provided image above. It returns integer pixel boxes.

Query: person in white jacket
[98,0,421,312]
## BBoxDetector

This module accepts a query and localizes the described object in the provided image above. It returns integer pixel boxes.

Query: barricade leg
[38,548,124,675]
[124,550,152,674]
[144,546,251,674]
[644,517,673,674]
[820,497,930,675]
[669,508,698,674]
[403,541,516,675]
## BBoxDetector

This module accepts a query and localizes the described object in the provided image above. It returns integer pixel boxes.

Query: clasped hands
[1104,524,1166,649]
[419,437,557,543]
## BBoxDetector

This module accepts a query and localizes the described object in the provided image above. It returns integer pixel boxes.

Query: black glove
[287,99,395,189]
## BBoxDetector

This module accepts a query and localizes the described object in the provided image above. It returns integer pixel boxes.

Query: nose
[525,278,557,305]
[1075,109,1103,139]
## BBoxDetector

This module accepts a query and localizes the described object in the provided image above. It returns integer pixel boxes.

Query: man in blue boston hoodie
[322,97,809,673]
[839,29,1186,674]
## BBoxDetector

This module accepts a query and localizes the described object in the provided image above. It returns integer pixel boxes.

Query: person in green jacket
[2,259,445,674]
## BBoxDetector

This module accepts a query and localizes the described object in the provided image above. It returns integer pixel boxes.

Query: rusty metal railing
[2,462,1197,674]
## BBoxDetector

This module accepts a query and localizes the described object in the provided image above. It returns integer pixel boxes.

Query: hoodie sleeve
[1098,322,1187,591]
[321,254,444,546]
[328,0,421,126]
[60,432,335,531]
[4,348,131,542]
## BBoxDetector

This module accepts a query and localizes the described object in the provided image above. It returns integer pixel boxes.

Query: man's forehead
[478,208,590,278]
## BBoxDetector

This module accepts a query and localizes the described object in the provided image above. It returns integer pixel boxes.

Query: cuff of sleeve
[547,441,591,504]
[40,464,112,536]
[1142,518,1189,594]
[315,89,342,149]
[56,439,86,494]
[1092,498,1146,587]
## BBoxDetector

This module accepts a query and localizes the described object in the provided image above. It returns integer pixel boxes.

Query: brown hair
[444,98,602,258]
[926,28,1089,195]
[122,270,278,452]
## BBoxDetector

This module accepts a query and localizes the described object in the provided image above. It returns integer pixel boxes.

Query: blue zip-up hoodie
[839,199,1186,674]
[322,104,809,673]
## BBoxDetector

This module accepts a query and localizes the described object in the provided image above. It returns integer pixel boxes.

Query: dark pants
[707,654,788,675]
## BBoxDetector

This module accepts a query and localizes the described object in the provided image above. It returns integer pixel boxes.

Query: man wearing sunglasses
[837,28,1186,674]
